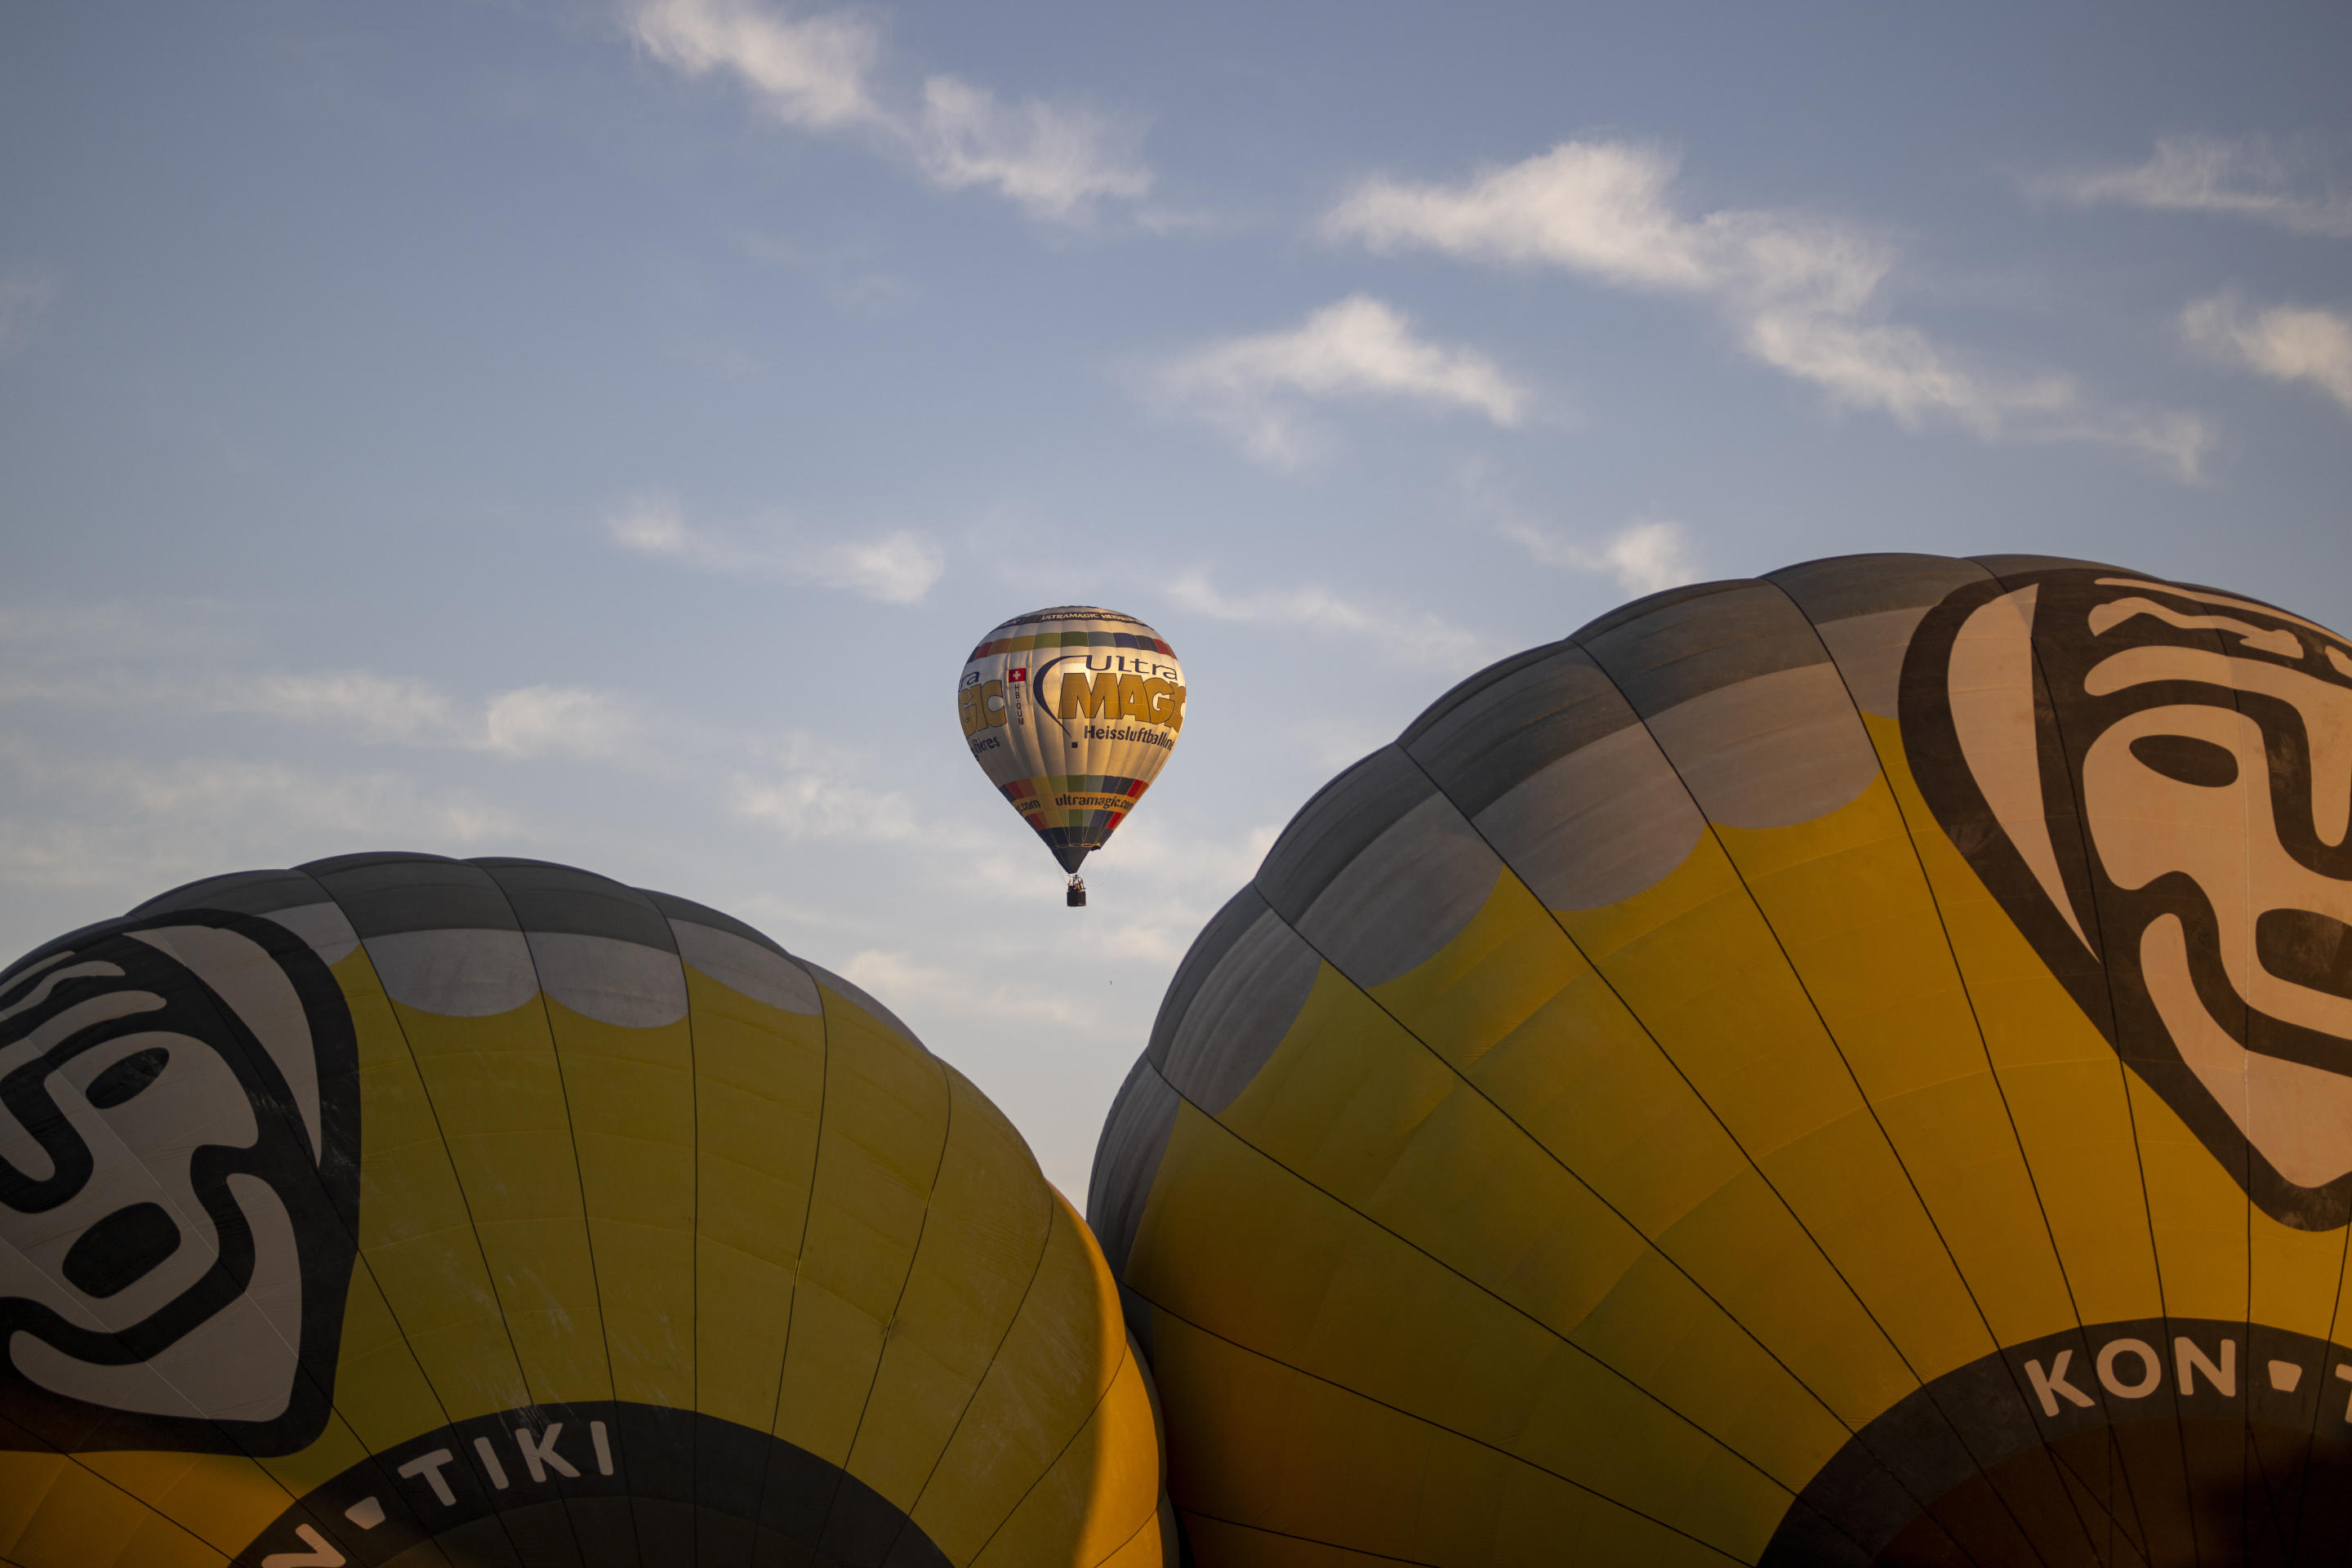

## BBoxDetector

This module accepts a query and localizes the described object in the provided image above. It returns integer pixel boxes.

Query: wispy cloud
[723,735,1074,906]
[913,76,1151,220]
[1506,516,1700,596]
[483,687,641,760]
[0,732,522,895]
[725,733,942,845]
[609,495,946,604]
[0,275,55,354]
[1459,464,1704,598]
[213,671,469,746]
[1165,568,1490,672]
[0,666,639,760]
[624,0,1150,221]
[1329,140,1727,288]
[629,0,881,128]
[0,600,249,663]
[2033,136,2352,239]
[2184,292,2352,414]
[1154,295,1528,467]
[1325,140,2211,478]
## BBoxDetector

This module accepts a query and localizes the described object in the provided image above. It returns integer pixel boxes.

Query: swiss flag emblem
[1009,668,1027,681]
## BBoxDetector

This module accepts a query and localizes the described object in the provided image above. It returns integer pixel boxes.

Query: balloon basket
[1067,876,1087,908]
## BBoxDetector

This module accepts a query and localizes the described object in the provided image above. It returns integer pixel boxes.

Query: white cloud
[817,532,950,604]
[915,76,1152,220]
[2027,409,2220,478]
[623,0,1150,221]
[1736,309,2072,434]
[609,495,946,604]
[1165,568,1490,672]
[1326,140,2207,475]
[483,686,641,760]
[1329,140,1720,288]
[2033,136,2352,239]
[609,493,694,554]
[233,673,634,759]
[2184,292,2352,413]
[1459,462,1703,599]
[1595,519,1699,595]
[1155,295,1528,467]
[627,0,881,129]
[1499,515,1701,597]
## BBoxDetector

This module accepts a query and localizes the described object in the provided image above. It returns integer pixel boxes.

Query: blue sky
[4,0,2349,1192]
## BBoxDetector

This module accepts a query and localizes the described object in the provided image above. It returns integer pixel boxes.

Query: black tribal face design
[0,911,359,1454]
[1906,568,2352,1229]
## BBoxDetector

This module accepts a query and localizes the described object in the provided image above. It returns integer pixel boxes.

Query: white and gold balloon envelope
[957,608,1186,875]
[0,853,1172,1568]
[1089,554,2352,1566]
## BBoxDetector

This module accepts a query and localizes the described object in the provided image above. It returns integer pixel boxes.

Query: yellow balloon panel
[1092,555,2352,1564]
[0,853,1169,1567]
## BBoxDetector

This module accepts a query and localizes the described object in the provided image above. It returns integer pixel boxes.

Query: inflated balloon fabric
[1089,554,2352,1566]
[958,608,1186,875]
[0,853,1173,1568]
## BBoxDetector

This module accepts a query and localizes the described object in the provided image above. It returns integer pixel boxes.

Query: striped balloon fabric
[957,607,1186,877]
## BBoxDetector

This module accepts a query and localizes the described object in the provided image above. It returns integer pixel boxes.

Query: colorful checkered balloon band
[957,607,1186,875]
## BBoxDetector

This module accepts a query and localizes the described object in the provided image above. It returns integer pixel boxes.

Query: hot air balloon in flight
[1090,553,2352,1565]
[0,852,1174,1568]
[958,608,1187,906]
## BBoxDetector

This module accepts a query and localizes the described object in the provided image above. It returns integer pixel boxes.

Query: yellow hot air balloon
[958,608,1187,903]
[1,853,1173,1568]
[1089,554,2352,1565]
